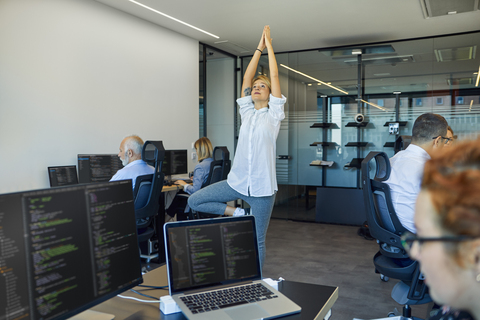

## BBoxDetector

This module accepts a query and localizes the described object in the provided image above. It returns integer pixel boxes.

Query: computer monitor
[77,154,123,183]
[0,180,142,320]
[48,165,79,187]
[162,150,188,177]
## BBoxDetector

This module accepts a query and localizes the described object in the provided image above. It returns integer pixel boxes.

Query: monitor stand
[69,310,115,320]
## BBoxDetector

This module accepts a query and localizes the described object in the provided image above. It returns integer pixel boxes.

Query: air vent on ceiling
[420,0,479,18]
[343,55,415,66]
[434,46,477,62]
[446,77,475,86]
[214,40,251,54]
[321,45,395,57]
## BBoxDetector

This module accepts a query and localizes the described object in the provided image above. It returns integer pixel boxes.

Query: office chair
[132,140,165,262]
[361,151,431,319]
[188,146,231,220]
[394,135,412,154]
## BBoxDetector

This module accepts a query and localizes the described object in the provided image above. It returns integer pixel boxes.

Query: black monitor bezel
[77,154,123,183]
[47,165,79,187]
[0,180,144,320]
[162,149,188,176]
[164,215,261,296]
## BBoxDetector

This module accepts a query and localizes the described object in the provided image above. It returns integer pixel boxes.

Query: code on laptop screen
[168,219,259,292]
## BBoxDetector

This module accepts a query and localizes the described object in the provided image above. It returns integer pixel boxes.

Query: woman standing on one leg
[188,25,286,270]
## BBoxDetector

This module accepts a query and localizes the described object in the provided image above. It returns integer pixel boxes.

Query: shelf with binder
[310,160,334,167]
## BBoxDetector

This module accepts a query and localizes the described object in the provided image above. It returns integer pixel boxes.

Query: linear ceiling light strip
[280,64,349,95]
[476,66,480,87]
[359,99,387,111]
[129,0,219,39]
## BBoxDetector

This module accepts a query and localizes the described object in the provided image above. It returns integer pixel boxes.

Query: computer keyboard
[164,179,193,186]
[179,283,278,314]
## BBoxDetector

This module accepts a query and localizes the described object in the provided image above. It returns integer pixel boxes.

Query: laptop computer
[164,215,302,320]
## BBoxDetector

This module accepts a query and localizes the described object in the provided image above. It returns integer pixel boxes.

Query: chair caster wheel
[380,274,389,282]
[387,312,396,317]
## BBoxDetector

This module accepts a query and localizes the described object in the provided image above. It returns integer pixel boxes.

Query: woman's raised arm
[264,26,281,98]
[241,27,267,98]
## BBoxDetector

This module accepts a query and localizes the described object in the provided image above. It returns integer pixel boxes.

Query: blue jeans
[188,180,276,270]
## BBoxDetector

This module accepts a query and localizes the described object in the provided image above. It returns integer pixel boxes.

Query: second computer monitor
[48,165,79,187]
[162,150,188,177]
[77,154,123,183]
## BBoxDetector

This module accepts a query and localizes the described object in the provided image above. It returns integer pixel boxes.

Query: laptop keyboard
[179,283,278,314]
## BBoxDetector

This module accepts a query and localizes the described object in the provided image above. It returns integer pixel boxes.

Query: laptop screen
[164,216,261,295]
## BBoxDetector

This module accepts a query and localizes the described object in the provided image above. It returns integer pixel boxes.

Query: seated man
[110,135,154,189]
[386,113,448,233]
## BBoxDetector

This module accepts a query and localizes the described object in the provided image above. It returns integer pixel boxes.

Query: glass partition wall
[241,31,480,223]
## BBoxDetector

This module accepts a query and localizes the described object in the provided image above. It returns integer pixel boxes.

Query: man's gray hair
[411,113,448,145]
[123,135,144,155]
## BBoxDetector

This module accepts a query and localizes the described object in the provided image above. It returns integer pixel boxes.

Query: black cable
[130,289,159,300]
[138,284,169,289]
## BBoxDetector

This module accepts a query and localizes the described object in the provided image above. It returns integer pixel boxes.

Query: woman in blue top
[166,137,213,220]
[188,26,286,269]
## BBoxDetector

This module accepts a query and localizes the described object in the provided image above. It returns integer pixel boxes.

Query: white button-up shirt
[385,144,431,233]
[227,94,286,197]
[110,159,154,190]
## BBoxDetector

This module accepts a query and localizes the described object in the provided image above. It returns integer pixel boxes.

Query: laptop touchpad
[225,304,270,320]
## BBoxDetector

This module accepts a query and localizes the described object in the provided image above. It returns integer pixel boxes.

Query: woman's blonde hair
[194,137,213,161]
[252,75,271,92]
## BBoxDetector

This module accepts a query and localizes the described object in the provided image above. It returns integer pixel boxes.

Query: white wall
[0,0,199,193]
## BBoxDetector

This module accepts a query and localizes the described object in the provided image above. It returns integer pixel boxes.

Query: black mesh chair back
[202,146,231,188]
[190,146,231,220]
[132,141,165,256]
[361,151,430,316]
[362,151,408,259]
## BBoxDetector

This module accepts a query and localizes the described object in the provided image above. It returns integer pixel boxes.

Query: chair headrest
[213,146,229,161]
[142,140,165,166]
[361,151,391,182]
[373,152,391,181]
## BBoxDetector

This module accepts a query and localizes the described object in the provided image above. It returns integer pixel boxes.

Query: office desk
[92,266,338,320]
[162,184,185,192]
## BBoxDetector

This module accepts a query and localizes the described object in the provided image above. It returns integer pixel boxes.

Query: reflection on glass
[241,31,480,221]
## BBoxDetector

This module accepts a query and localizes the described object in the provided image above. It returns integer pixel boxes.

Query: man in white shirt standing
[386,113,448,233]
[110,135,154,190]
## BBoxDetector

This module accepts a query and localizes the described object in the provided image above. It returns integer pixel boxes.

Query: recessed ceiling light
[129,0,219,39]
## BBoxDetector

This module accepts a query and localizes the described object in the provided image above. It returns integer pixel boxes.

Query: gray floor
[263,218,432,320]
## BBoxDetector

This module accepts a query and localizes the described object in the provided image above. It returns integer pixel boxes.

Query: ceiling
[95,0,480,56]
[95,0,480,96]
